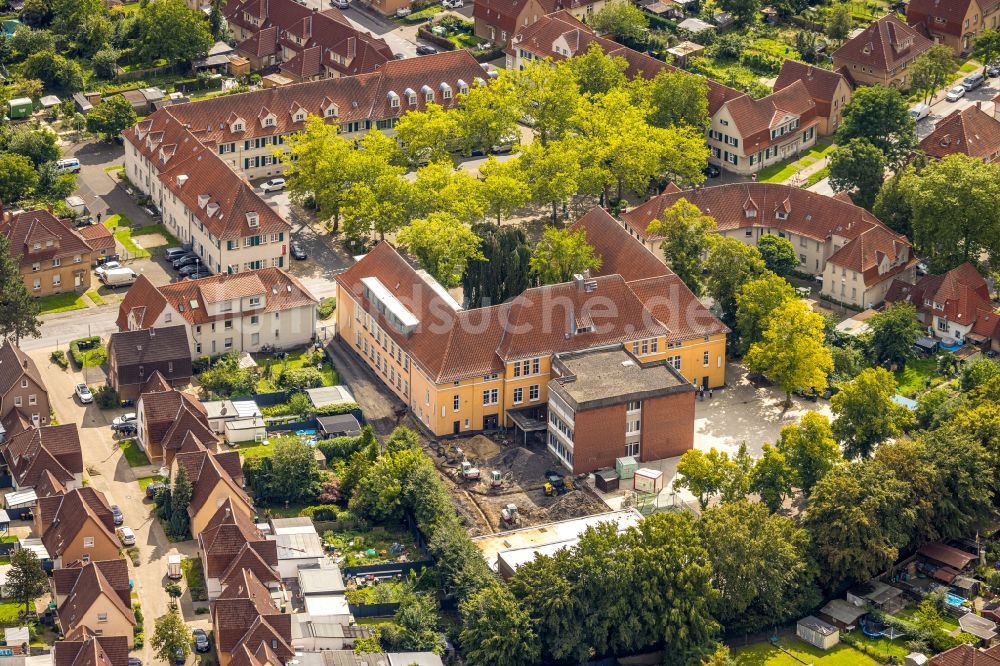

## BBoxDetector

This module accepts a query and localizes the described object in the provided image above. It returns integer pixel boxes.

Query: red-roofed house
[136,386,216,463]
[53,627,130,666]
[171,439,253,536]
[115,269,317,358]
[474,0,607,44]
[886,262,1000,348]
[0,340,50,428]
[53,560,135,646]
[773,59,853,136]
[335,206,725,472]
[212,569,292,666]
[906,0,1000,55]
[622,183,917,308]
[36,488,121,568]
[1,424,83,490]
[199,499,278,600]
[832,14,933,88]
[918,104,1000,163]
[0,209,95,297]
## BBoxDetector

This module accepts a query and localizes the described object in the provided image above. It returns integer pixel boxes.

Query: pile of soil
[544,489,607,522]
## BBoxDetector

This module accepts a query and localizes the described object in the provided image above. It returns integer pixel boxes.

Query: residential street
[913,70,999,140]
[30,349,211,666]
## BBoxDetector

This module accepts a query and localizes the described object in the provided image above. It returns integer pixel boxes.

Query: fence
[348,602,400,618]
[342,559,434,578]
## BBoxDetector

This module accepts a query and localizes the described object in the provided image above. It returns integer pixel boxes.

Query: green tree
[529,226,601,285]
[342,134,411,241]
[385,592,442,653]
[565,42,627,96]
[0,232,39,342]
[673,447,732,509]
[168,465,192,538]
[22,50,83,91]
[49,0,103,37]
[269,437,321,503]
[750,444,793,511]
[836,85,917,165]
[805,461,914,590]
[720,0,761,27]
[86,96,138,140]
[410,162,486,224]
[735,271,795,353]
[18,0,52,28]
[867,302,921,369]
[826,3,852,40]
[479,157,530,224]
[590,0,648,41]
[508,549,583,663]
[461,223,531,308]
[152,610,190,665]
[646,198,716,296]
[911,44,956,103]
[0,153,39,204]
[279,116,357,232]
[7,547,46,615]
[7,128,60,167]
[832,367,913,459]
[699,501,819,633]
[703,645,739,666]
[350,447,423,522]
[91,48,120,79]
[900,154,1000,271]
[514,59,579,145]
[705,236,767,327]
[394,102,461,167]
[828,138,886,210]
[456,73,522,156]
[777,411,840,496]
[11,27,54,56]
[208,0,228,40]
[648,69,710,130]
[973,29,1000,75]
[133,0,212,64]
[397,213,484,288]
[757,234,798,276]
[518,139,580,222]
[960,357,1000,392]
[746,299,833,408]
[873,169,914,237]
[460,584,540,666]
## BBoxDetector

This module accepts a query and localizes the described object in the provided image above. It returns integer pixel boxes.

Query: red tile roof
[570,207,670,283]
[56,560,135,634]
[54,628,130,666]
[919,105,1000,162]
[174,448,253,520]
[0,340,46,399]
[138,387,215,455]
[0,210,94,270]
[906,0,976,37]
[886,262,996,332]
[833,14,932,73]
[1,424,82,488]
[931,644,1000,666]
[199,499,278,579]
[721,79,818,150]
[773,59,850,118]
[77,224,115,255]
[38,488,119,557]
[918,541,977,570]
[212,569,291,658]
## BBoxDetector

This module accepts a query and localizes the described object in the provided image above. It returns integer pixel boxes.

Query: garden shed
[818,599,865,629]
[7,98,31,120]
[960,613,997,645]
[318,414,362,439]
[224,415,266,444]
[306,385,357,409]
[918,542,976,572]
[796,616,839,650]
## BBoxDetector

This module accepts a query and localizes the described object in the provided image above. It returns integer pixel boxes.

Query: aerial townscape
[1,0,1000,663]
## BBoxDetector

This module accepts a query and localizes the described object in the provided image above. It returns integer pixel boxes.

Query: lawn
[735,638,881,665]
[322,525,422,567]
[119,439,149,467]
[103,164,125,173]
[84,290,105,306]
[0,601,23,627]
[36,292,88,315]
[137,475,167,492]
[105,216,180,259]
[844,632,910,660]
[960,60,980,73]
[255,351,338,392]
[181,557,208,602]
[802,167,830,189]
[758,140,835,184]
[895,357,940,397]
[237,439,278,459]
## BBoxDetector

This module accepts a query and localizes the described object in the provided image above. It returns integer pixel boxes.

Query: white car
[395,6,411,15]
[332,0,349,7]
[75,384,93,404]
[95,261,122,277]
[260,178,286,193]
[946,85,966,102]
[117,526,136,546]
[113,412,137,427]
[442,0,463,7]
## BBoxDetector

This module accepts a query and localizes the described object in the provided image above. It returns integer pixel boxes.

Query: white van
[55,158,81,174]
[100,267,138,287]
[909,103,930,121]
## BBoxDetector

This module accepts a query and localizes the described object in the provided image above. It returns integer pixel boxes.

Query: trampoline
[860,615,888,637]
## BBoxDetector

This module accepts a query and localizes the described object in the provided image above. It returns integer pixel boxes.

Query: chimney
[22,359,27,370]
[977,101,982,110]
[347,36,356,60]
[150,328,156,337]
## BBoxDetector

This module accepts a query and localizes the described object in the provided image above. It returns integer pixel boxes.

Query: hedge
[314,401,361,416]
[317,431,366,462]
[416,27,456,51]
[277,367,325,389]
[69,336,103,367]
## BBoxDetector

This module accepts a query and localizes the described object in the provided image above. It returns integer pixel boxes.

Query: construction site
[424,434,609,536]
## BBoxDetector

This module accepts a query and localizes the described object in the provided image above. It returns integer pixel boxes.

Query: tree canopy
[647,198,716,296]
[529,227,601,285]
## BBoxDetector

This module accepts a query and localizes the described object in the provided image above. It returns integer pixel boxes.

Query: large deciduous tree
[776,411,840,496]
[0,233,40,342]
[648,69,710,130]
[394,102,461,167]
[529,227,601,285]
[745,299,833,407]
[828,137,886,210]
[397,213,484,288]
[836,85,916,166]
[514,59,579,146]
[152,610,190,665]
[85,96,138,140]
[7,547,46,615]
[756,234,798,276]
[479,157,530,224]
[750,444,794,512]
[911,44,956,104]
[590,1,648,41]
[0,153,39,204]
[705,236,767,328]
[133,0,212,64]
[269,437,322,503]
[646,198,716,296]
[866,302,922,369]
[973,29,1000,75]
[460,584,540,666]
[735,271,795,353]
[461,223,531,308]
[279,116,357,232]
[455,72,522,156]
[565,42,627,96]
[831,367,913,459]
[518,140,580,222]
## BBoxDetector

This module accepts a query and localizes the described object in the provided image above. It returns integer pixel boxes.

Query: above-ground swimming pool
[946,593,966,606]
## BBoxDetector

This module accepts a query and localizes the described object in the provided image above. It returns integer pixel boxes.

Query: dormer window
[744,208,757,218]
[264,117,275,127]
[233,122,244,132]
[325,103,339,118]
[247,212,259,228]
[33,243,40,250]
[388,91,400,108]
[206,203,220,217]
[421,85,433,102]
[405,88,416,105]
[440,82,452,99]
[457,79,469,95]
[198,194,210,208]
[776,211,788,220]
[294,111,305,122]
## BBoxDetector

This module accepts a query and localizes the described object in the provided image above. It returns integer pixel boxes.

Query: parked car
[111,422,137,435]
[75,384,93,404]
[962,71,985,90]
[113,413,137,427]
[909,103,930,121]
[442,0,463,7]
[416,45,437,55]
[164,247,189,261]
[988,63,1000,77]
[395,6,410,15]
[128,659,142,666]
[95,261,122,277]
[946,85,966,102]
[178,265,209,278]
[290,241,307,260]
[55,158,81,174]
[145,482,167,499]
[332,0,348,8]
[193,629,210,653]
[703,164,721,178]
[260,177,286,193]
[100,267,138,287]
[917,260,929,276]
[172,255,201,269]
[116,526,136,546]
[143,205,161,220]
[174,648,185,666]
[111,505,124,526]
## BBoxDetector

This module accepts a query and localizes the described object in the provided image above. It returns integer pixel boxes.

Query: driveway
[63,140,159,230]
[914,73,999,139]
[30,350,210,665]
[326,337,405,436]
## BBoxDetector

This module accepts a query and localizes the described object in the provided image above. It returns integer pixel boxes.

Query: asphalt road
[913,71,999,140]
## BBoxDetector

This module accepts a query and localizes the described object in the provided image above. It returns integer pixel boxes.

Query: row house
[37,487,121,568]
[171,436,252,536]
[832,14,933,88]
[0,209,95,297]
[1,423,83,491]
[53,627,129,666]
[0,340,50,428]
[621,183,917,309]
[474,0,606,46]
[115,269,318,359]
[907,0,1000,54]
[125,50,490,187]
[223,0,393,79]
[773,59,852,137]
[335,207,726,473]
[919,103,1000,163]
[53,560,136,645]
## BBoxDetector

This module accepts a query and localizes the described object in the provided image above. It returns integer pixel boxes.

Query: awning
[506,409,547,432]
[915,336,938,352]
[4,489,36,508]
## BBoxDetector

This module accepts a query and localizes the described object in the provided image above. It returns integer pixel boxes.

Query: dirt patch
[133,233,168,248]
